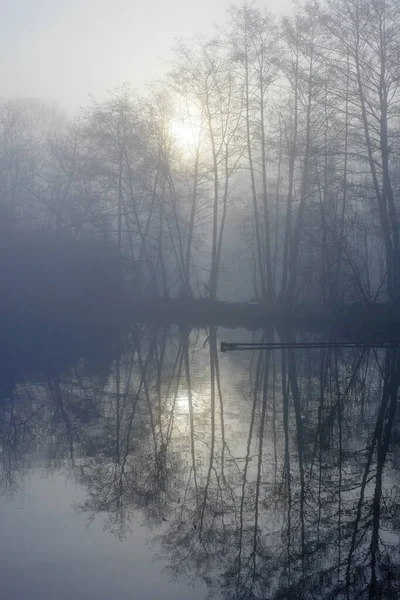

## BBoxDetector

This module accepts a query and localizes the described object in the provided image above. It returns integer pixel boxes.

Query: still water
[1,324,399,599]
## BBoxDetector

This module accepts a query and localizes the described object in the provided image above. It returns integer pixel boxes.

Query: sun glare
[169,115,202,153]
[173,387,205,416]
[176,391,190,414]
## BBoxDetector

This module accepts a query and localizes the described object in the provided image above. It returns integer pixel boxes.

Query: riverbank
[126,296,400,338]
[1,282,399,338]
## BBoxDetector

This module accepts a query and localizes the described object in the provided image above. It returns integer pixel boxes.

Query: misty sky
[2,0,292,113]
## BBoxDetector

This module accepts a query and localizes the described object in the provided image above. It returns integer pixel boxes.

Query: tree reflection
[1,326,400,597]
[0,326,114,496]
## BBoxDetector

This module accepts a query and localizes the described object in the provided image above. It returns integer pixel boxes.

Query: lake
[0,324,399,599]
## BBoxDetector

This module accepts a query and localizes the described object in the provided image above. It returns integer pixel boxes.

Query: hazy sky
[2,0,292,114]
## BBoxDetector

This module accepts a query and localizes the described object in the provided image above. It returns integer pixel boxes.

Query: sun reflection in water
[173,388,205,416]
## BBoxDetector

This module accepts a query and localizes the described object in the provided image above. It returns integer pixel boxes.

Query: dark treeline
[1,325,400,598]
[0,231,121,323]
[2,0,400,306]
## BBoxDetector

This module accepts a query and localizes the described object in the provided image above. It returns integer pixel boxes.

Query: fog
[3,0,400,310]
[2,0,292,111]
[2,1,400,598]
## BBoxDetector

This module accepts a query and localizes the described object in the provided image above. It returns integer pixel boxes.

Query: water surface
[1,325,399,599]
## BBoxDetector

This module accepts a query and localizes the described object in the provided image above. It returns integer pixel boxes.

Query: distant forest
[1,0,400,305]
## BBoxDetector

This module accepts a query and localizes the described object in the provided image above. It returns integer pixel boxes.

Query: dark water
[1,324,400,600]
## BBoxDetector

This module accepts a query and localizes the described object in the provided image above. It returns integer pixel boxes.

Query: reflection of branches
[0,353,109,497]
[281,345,292,587]
[0,393,27,497]
[76,327,176,538]
[287,347,305,578]
[183,327,199,502]
[349,348,400,599]
[236,345,262,598]
[212,327,226,479]
[335,349,343,579]
[4,326,400,599]
[199,326,218,538]
[67,334,400,597]
[250,338,271,593]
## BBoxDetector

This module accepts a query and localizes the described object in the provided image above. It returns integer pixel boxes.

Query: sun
[168,115,203,153]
